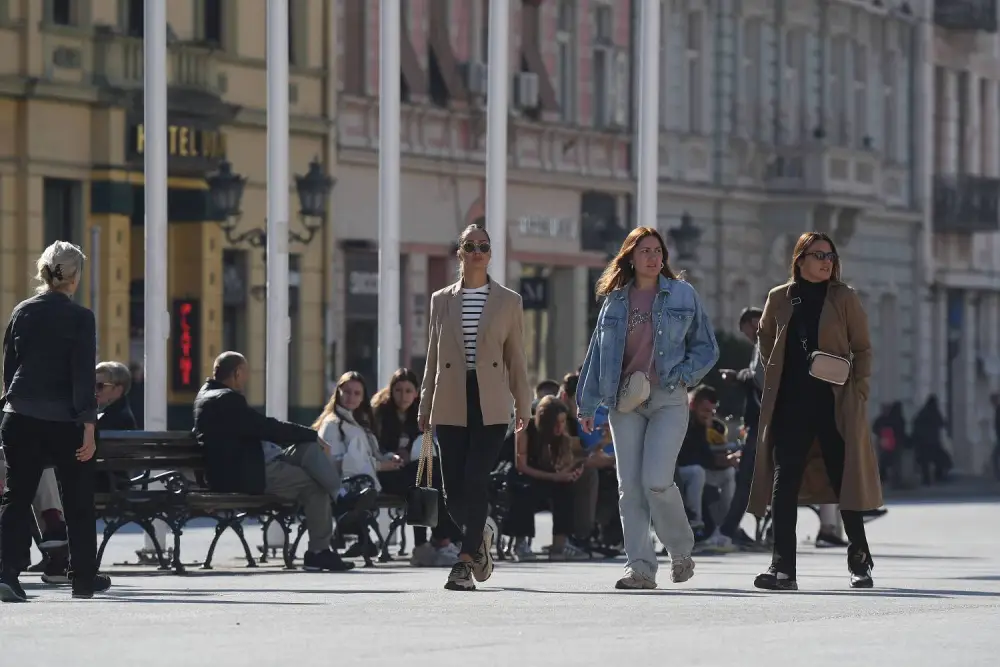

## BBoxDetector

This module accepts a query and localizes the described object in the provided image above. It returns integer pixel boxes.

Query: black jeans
[720,430,757,538]
[503,473,575,539]
[378,461,461,545]
[435,371,507,558]
[0,412,96,578]
[769,401,870,577]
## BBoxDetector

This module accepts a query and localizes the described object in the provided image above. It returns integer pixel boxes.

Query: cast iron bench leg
[231,518,258,568]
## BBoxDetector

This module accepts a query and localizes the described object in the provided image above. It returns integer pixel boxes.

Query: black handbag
[404,431,440,528]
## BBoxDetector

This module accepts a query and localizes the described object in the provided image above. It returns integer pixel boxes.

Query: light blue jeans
[608,385,695,581]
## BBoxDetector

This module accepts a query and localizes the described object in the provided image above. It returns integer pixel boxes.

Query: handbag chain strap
[414,430,434,488]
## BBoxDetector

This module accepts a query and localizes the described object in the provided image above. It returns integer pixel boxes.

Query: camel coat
[747,280,884,517]
[418,278,532,427]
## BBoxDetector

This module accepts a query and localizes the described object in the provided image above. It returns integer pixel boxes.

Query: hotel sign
[127,123,227,166]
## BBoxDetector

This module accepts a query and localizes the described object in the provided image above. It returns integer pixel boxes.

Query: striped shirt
[461,284,490,365]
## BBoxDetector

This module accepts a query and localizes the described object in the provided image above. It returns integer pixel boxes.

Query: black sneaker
[41,554,70,585]
[731,529,769,552]
[849,551,874,589]
[444,561,475,591]
[0,573,27,602]
[302,549,356,572]
[753,568,798,591]
[71,573,112,599]
[343,541,379,559]
[39,525,69,550]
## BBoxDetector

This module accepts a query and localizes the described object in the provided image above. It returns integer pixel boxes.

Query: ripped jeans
[608,384,695,580]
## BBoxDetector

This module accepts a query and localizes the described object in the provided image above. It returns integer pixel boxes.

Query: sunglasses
[805,251,838,262]
[462,241,491,254]
[95,382,115,391]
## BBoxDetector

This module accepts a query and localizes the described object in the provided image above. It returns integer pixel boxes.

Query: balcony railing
[933,175,1000,233]
[934,0,999,33]
[93,30,218,93]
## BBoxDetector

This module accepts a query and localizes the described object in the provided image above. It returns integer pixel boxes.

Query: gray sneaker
[471,519,496,582]
[444,561,475,591]
[670,555,695,583]
[615,570,657,590]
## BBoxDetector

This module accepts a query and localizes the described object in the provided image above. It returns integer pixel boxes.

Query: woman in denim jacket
[576,227,719,590]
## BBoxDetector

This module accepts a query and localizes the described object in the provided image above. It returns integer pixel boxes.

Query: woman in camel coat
[748,232,883,591]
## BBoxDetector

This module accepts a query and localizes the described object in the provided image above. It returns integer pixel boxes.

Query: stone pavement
[2,499,999,667]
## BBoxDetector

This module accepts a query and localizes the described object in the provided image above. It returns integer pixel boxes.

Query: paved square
[2,499,999,666]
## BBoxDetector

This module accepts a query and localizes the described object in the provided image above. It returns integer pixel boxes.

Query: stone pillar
[982,79,998,177]
[298,242,326,411]
[546,266,586,380]
[407,253,430,372]
[88,174,133,363]
[167,221,223,408]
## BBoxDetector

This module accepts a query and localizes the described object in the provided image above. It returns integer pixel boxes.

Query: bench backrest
[96,430,205,472]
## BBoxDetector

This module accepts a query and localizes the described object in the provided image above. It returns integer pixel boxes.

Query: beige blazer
[418,278,532,427]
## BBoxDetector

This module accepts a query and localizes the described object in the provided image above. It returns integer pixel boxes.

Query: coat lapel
[476,278,503,352]
[444,281,466,354]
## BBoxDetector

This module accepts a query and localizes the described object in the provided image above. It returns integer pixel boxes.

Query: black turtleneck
[777,278,832,410]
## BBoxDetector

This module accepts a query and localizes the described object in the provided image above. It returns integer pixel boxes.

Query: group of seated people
[13,350,764,578]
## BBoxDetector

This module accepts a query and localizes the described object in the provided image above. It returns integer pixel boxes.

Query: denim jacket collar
[612,274,673,301]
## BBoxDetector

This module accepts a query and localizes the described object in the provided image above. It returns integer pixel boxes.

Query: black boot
[849,550,874,589]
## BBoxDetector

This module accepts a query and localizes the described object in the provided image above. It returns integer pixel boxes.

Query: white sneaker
[700,529,736,553]
[432,543,461,567]
[549,542,591,561]
[513,539,536,562]
[409,542,437,567]
[615,570,657,590]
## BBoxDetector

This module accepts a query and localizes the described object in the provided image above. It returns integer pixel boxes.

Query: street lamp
[668,212,702,262]
[208,157,335,248]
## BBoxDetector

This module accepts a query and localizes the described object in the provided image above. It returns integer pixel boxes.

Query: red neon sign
[171,299,200,392]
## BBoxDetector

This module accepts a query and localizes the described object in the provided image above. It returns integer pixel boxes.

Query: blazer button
[493,362,498,367]
[445,363,451,368]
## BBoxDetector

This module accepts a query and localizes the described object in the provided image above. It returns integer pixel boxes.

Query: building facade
[929,0,1000,475]
[658,0,928,419]
[0,0,337,426]
[333,0,635,387]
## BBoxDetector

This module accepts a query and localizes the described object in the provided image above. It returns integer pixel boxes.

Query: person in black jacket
[193,351,353,572]
[0,241,109,602]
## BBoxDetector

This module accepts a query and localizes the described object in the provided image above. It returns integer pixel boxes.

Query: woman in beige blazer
[418,224,532,591]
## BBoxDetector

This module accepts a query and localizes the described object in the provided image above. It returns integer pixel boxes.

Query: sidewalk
[883,474,1000,503]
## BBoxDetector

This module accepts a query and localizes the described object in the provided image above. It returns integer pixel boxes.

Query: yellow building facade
[0,0,338,426]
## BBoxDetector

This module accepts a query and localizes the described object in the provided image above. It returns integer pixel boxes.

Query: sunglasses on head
[462,241,491,254]
[805,251,838,262]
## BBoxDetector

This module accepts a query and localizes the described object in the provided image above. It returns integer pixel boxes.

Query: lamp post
[668,212,702,262]
[208,158,334,250]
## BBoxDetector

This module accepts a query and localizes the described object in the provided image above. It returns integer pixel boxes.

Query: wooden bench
[94,430,410,572]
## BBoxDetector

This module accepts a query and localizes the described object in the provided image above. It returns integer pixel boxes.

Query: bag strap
[414,430,435,488]
[789,284,811,358]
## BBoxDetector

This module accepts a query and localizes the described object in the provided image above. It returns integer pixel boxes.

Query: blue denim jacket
[576,275,719,418]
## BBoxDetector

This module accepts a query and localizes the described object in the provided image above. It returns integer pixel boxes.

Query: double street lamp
[207,158,335,248]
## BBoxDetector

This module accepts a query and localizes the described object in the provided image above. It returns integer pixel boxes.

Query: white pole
[485,0,510,285]
[377,0,402,389]
[636,0,661,228]
[143,0,170,557]
[266,0,290,420]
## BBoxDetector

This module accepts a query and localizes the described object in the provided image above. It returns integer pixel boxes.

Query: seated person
[704,416,739,539]
[369,368,460,568]
[504,396,591,562]
[677,384,737,547]
[558,372,616,552]
[193,351,353,572]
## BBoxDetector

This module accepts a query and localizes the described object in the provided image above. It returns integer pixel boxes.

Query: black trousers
[0,412,96,578]
[503,473,575,539]
[720,429,757,538]
[378,461,461,545]
[435,371,507,558]
[769,396,870,577]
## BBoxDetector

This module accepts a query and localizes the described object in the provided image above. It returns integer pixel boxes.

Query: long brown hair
[370,368,420,448]
[532,396,572,469]
[595,226,679,297]
[456,223,491,280]
[789,231,841,282]
[311,371,375,430]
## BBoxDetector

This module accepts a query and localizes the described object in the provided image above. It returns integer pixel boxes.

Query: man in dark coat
[193,351,352,571]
